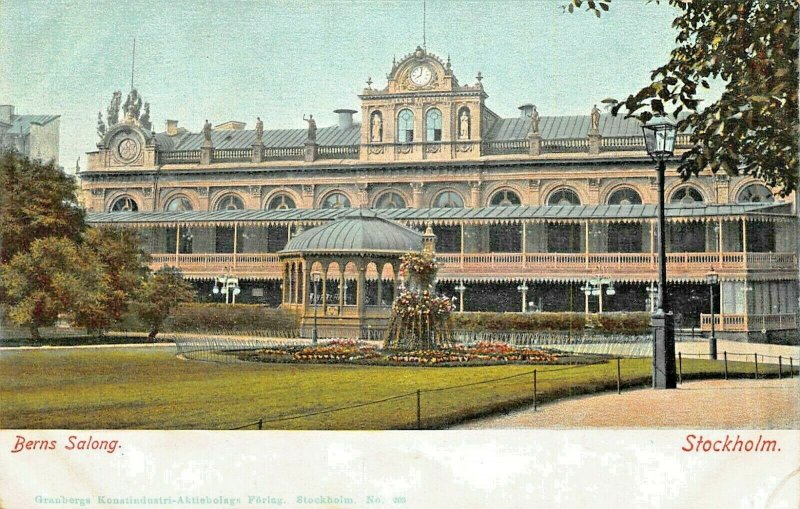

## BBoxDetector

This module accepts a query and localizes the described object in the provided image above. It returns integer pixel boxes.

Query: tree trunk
[148,328,158,342]
[29,325,40,341]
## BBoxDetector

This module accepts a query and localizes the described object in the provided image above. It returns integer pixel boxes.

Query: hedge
[449,312,651,335]
[112,304,299,334]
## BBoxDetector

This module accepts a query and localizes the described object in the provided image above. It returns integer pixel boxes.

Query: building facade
[0,104,60,165]
[81,47,798,338]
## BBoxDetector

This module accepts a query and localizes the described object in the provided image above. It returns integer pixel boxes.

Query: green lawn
[0,347,791,430]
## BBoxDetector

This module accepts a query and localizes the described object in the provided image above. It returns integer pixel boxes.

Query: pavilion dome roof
[280,209,423,255]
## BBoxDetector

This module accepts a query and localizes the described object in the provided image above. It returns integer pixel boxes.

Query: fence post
[778,356,782,380]
[258,418,263,430]
[754,353,758,380]
[616,358,621,394]
[533,370,538,411]
[416,390,421,430]
[678,352,683,385]
[723,351,728,380]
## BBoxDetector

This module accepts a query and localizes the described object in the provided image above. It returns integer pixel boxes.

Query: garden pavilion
[279,209,434,338]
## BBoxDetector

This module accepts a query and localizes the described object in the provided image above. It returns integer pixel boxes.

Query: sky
[0,0,681,173]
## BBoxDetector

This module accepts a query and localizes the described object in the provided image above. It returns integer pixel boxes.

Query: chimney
[0,105,14,124]
[333,109,357,129]
[518,104,534,119]
[165,119,179,136]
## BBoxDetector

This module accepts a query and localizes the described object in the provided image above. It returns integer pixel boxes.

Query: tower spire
[422,0,426,50]
[130,37,136,90]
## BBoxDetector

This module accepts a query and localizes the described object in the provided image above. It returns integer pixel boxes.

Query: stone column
[470,181,482,207]
[357,265,366,316]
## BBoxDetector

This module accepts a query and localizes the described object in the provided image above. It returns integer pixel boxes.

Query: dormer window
[397,109,414,144]
[426,108,442,142]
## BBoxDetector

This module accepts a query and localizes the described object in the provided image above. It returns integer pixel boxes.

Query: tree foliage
[134,267,195,341]
[2,238,107,339]
[568,0,798,194]
[76,227,150,332]
[0,150,85,264]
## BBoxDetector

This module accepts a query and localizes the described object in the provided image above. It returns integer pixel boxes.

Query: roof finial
[366,76,373,89]
[476,71,483,83]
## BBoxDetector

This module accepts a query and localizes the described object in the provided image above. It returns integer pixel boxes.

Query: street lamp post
[311,271,321,344]
[517,282,529,313]
[580,278,616,313]
[455,282,466,313]
[706,268,719,360]
[642,115,678,389]
[212,267,240,305]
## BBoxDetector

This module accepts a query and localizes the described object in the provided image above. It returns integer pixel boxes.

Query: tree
[2,238,107,339]
[568,0,798,195]
[73,227,150,334]
[134,267,195,341]
[0,150,85,264]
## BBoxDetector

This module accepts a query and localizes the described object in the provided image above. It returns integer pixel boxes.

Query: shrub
[448,312,650,335]
[112,303,299,334]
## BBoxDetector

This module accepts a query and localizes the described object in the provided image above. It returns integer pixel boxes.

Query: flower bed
[387,342,558,365]
[292,340,380,362]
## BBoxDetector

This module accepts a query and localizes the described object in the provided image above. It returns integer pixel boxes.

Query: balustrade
[701,313,797,332]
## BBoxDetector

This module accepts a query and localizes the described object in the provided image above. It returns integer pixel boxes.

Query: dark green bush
[449,312,650,335]
[112,304,299,334]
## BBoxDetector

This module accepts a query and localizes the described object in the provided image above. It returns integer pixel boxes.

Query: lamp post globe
[642,114,678,389]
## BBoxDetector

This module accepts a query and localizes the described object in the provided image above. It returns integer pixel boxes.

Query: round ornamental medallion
[114,136,141,163]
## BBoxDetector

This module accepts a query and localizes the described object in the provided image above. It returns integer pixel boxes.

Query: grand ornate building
[81,47,798,339]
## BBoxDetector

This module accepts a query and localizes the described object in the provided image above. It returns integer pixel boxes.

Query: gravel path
[454,378,800,429]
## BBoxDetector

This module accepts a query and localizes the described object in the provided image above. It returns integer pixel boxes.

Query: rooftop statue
[255,117,263,141]
[303,114,317,143]
[96,112,106,138]
[123,88,142,121]
[203,119,212,143]
[106,91,121,127]
[139,102,151,130]
[531,105,540,134]
[590,104,601,132]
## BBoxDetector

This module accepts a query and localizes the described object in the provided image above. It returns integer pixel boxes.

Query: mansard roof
[6,115,60,136]
[86,202,793,228]
[155,123,362,151]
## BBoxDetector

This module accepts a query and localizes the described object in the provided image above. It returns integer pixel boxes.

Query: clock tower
[359,47,494,162]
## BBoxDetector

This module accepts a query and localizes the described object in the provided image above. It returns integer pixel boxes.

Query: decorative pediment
[385,46,456,93]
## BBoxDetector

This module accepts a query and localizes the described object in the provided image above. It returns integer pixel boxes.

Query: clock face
[409,65,433,86]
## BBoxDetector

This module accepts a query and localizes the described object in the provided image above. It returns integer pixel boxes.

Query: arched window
[110,197,138,212]
[216,195,244,211]
[457,107,471,140]
[547,188,581,206]
[425,108,442,142]
[736,184,774,203]
[321,192,351,209]
[489,189,522,207]
[267,194,296,210]
[397,109,414,144]
[433,190,464,208]
[375,192,407,209]
[607,188,642,205]
[165,196,193,212]
[670,187,704,204]
[370,111,383,142]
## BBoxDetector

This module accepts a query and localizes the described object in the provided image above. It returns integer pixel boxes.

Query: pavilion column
[393,264,400,301]
[376,267,384,306]
[321,266,328,313]
[233,223,238,268]
[650,220,656,267]
[175,225,181,265]
[339,269,345,311]
[357,264,366,317]
[584,221,590,268]
[585,285,590,314]
[522,222,527,267]
[294,262,300,304]
[302,262,311,309]
[718,219,724,264]
[286,263,292,304]
[741,219,748,254]
[460,224,465,268]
